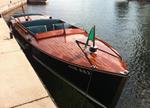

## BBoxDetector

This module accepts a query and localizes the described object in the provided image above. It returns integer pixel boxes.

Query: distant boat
[116,0,128,2]
[10,13,129,108]
[27,0,47,4]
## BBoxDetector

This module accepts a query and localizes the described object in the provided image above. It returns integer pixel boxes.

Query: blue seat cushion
[27,25,47,34]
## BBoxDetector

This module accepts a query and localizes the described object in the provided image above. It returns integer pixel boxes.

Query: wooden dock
[0,17,57,108]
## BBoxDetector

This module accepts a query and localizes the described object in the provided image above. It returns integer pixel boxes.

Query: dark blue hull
[32,46,127,108]
[13,29,127,108]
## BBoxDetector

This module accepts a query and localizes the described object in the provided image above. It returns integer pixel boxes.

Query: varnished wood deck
[13,15,128,75]
[33,30,127,74]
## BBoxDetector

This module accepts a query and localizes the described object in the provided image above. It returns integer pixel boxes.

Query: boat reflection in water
[10,13,129,108]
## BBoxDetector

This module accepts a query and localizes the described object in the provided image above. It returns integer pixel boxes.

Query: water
[11,0,150,108]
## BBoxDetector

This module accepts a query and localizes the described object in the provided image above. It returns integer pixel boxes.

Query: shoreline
[0,0,26,15]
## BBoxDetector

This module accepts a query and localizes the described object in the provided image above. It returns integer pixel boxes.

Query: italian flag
[85,25,95,48]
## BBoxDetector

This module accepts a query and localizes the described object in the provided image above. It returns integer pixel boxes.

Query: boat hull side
[31,44,127,108]
[12,27,128,108]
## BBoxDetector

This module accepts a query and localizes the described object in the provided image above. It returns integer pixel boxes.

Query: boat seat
[22,19,76,34]
[53,23,64,30]
[22,19,62,28]
[53,23,75,30]
[27,25,47,34]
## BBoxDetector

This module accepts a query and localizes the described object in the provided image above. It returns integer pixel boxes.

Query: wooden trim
[96,38,122,60]
[35,28,86,40]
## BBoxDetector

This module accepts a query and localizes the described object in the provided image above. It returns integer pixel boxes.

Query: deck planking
[35,33,126,74]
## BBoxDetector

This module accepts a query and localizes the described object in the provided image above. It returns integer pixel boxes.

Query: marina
[9,13,128,108]
[0,0,150,108]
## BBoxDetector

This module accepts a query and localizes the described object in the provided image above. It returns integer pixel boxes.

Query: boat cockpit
[21,19,75,35]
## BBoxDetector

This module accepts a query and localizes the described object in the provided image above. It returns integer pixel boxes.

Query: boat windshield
[21,19,74,34]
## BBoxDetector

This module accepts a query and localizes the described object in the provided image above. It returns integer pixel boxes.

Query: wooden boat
[10,13,129,108]
[27,0,47,4]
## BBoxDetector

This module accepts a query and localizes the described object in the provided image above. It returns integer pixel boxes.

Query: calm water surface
[17,0,150,107]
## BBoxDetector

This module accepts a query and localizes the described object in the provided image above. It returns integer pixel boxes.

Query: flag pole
[63,23,66,43]
[93,25,95,47]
